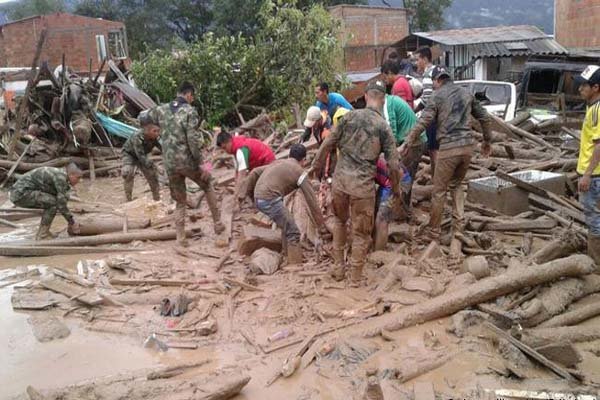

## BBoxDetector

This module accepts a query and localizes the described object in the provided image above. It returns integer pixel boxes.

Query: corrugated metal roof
[343,70,382,83]
[466,38,567,58]
[414,25,548,46]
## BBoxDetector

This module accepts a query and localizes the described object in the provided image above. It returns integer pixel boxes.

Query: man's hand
[481,141,492,158]
[579,174,592,193]
[399,143,408,158]
[68,221,81,236]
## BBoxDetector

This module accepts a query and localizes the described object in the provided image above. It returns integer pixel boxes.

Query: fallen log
[490,114,554,150]
[362,255,595,336]
[0,217,20,228]
[531,231,585,264]
[484,217,556,232]
[521,326,600,348]
[197,374,251,400]
[110,278,215,287]
[538,301,600,328]
[76,216,150,236]
[396,351,458,383]
[0,156,110,173]
[0,246,143,257]
[483,322,576,381]
[146,360,210,380]
[8,228,201,247]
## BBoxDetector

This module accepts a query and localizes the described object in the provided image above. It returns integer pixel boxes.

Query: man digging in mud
[216,130,275,212]
[312,80,401,284]
[402,66,492,244]
[243,144,326,265]
[121,112,162,202]
[10,163,82,240]
[146,81,225,247]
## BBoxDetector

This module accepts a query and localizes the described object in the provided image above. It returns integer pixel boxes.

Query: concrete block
[238,226,282,256]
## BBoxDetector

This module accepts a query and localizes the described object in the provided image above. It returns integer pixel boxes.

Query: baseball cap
[365,80,387,94]
[303,106,323,128]
[432,66,451,80]
[575,65,600,86]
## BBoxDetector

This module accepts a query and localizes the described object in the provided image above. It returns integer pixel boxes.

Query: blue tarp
[95,112,138,140]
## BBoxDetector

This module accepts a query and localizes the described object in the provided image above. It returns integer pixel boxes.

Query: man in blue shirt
[315,82,353,117]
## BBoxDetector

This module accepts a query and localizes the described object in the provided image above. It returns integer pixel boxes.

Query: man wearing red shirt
[217,131,275,209]
[381,59,414,110]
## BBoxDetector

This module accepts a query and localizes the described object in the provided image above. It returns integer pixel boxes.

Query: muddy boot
[287,244,303,265]
[350,263,364,284]
[174,204,188,247]
[589,234,600,270]
[150,184,160,202]
[123,178,134,202]
[330,223,347,281]
[363,368,384,400]
[205,189,225,234]
[35,223,57,240]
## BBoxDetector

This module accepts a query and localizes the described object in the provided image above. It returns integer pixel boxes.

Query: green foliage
[132,1,342,126]
[404,0,453,31]
[2,0,66,21]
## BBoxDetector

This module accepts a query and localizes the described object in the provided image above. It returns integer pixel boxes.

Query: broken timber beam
[76,216,150,236]
[7,228,201,248]
[490,114,554,150]
[484,217,556,231]
[0,246,142,257]
[538,301,600,328]
[362,255,595,337]
[7,30,47,157]
[521,326,600,348]
[483,321,577,381]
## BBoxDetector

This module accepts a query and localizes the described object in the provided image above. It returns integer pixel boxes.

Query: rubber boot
[330,223,347,281]
[205,189,225,234]
[174,203,188,247]
[350,263,364,284]
[589,234,600,270]
[124,178,134,202]
[287,243,303,265]
[35,223,56,240]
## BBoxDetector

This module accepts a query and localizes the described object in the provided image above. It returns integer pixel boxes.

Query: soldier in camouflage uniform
[121,124,161,202]
[312,80,401,283]
[403,66,492,242]
[145,82,225,246]
[10,164,83,240]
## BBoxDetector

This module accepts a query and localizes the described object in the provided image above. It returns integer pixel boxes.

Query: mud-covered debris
[27,314,70,342]
[250,248,281,275]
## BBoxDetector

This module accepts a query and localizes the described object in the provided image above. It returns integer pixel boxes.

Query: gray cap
[365,79,386,94]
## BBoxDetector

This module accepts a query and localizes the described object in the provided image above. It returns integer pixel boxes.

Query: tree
[403,0,452,31]
[131,0,343,126]
[2,0,67,21]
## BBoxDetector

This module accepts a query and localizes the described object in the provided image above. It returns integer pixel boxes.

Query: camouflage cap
[365,79,386,94]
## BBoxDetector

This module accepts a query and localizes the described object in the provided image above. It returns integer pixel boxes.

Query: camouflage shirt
[11,166,73,221]
[147,97,204,174]
[122,128,161,169]
[406,80,492,151]
[312,107,400,198]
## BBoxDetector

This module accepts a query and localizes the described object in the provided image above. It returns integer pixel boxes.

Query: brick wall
[330,5,409,71]
[0,13,127,73]
[555,0,600,49]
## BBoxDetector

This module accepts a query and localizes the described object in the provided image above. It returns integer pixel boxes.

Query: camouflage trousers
[331,186,375,270]
[167,167,221,230]
[10,190,59,227]
[122,153,160,201]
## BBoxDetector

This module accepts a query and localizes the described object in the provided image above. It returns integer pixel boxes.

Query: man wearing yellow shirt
[576,65,600,266]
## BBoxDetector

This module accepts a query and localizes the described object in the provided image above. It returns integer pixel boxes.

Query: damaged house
[0,12,129,74]
[393,25,567,82]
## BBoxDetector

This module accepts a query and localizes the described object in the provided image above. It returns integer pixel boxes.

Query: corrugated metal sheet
[414,25,548,46]
[465,38,567,58]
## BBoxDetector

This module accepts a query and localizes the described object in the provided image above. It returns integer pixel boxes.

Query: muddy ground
[1,174,600,400]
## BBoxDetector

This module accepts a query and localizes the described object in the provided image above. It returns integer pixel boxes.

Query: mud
[27,314,71,342]
[1,174,600,399]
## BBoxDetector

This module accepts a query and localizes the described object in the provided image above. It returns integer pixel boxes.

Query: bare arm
[404,99,436,148]
[311,118,343,173]
[240,166,267,202]
[299,178,325,229]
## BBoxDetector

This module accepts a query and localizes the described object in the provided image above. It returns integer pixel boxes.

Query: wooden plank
[109,278,215,287]
[528,193,586,225]
[483,321,577,381]
[39,277,103,306]
[485,217,556,231]
[51,268,94,288]
[0,246,143,257]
